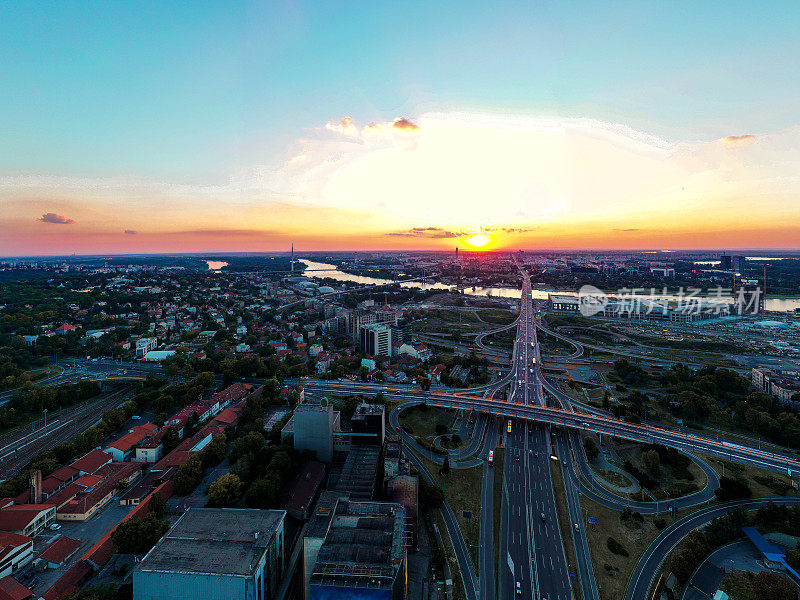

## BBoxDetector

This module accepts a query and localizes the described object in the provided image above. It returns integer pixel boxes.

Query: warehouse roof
[136,508,285,577]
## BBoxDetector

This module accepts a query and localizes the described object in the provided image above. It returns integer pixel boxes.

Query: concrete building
[359,323,393,358]
[350,402,385,447]
[134,508,286,600]
[751,368,800,408]
[350,308,397,340]
[305,498,407,600]
[291,402,340,463]
[135,337,158,358]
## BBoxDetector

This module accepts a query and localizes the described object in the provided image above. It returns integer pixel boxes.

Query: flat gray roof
[136,508,285,577]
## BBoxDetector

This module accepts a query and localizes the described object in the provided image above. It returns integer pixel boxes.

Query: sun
[463,231,492,249]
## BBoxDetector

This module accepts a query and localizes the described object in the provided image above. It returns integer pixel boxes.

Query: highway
[500,271,573,600]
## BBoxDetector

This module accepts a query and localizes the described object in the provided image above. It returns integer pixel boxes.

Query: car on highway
[488,450,494,466]
[540,512,546,521]
[515,582,521,595]
[49,523,61,531]
[574,523,580,531]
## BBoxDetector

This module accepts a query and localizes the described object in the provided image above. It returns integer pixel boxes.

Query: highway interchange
[291,268,800,600]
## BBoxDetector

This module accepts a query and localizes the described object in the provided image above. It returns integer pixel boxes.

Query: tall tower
[290,243,294,274]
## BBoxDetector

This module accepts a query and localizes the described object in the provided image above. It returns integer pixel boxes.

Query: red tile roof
[41,559,93,600]
[38,536,81,565]
[0,505,53,532]
[70,449,111,474]
[104,423,157,453]
[73,475,103,489]
[0,576,33,600]
[45,483,82,510]
[0,532,32,559]
[48,465,79,483]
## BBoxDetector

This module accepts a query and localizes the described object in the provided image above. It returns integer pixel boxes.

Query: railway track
[0,386,133,479]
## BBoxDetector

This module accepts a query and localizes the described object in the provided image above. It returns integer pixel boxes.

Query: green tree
[752,571,797,600]
[173,456,204,496]
[111,513,170,554]
[642,449,661,477]
[208,473,244,507]
[149,492,166,518]
[583,437,599,461]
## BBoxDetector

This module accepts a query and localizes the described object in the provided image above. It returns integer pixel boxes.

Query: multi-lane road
[500,269,573,600]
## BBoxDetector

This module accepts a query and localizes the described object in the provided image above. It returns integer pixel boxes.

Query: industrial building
[303,496,407,600]
[134,508,286,600]
[548,293,727,322]
[290,402,341,463]
[329,445,381,500]
[350,402,386,447]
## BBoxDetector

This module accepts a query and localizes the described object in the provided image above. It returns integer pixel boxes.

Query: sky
[2,1,800,255]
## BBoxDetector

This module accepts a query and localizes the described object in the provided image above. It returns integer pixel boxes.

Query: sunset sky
[2,1,800,255]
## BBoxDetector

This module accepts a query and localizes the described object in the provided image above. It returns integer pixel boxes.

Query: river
[299,259,800,312]
[206,260,228,272]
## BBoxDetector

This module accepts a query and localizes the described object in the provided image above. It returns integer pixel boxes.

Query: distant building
[134,508,286,600]
[649,267,675,278]
[752,368,800,408]
[359,323,393,357]
[548,294,579,313]
[135,337,158,358]
[141,350,177,362]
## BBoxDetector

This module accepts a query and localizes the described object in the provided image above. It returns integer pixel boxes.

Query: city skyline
[3,2,800,255]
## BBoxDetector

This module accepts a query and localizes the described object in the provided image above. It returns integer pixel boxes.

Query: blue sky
[3,1,799,178]
[3,1,800,254]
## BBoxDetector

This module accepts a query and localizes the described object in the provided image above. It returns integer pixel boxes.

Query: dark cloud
[39,212,75,225]
[387,227,459,239]
[392,117,419,132]
[124,229,137,235]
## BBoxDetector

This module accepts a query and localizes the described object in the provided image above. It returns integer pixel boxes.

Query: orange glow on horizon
[463,231,493,249]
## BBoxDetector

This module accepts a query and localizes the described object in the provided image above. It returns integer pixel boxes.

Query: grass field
[551,460,583,600]
[479,309,517,325]
[492,447,504,597]
[420,454,483,572]
[699,454,800,498]
[399,405,455,438]
[580,496,669,600]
